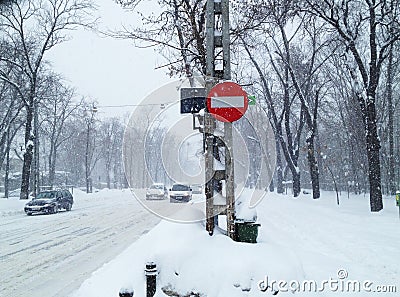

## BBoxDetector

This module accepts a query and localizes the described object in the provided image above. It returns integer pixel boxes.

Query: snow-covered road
[0,189,161,297]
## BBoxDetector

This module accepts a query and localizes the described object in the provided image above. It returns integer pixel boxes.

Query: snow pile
[70,190,400,297]
[0,196,28,216]
[235,189,257,222]
[71,215,300,297]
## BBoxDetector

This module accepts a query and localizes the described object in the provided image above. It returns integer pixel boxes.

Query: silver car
[169,184,192,203]
[190,184,203,194]
[146,183,167,200]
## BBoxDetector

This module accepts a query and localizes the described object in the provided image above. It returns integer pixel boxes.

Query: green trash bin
[396,191,400,207]
[235,220,260,243]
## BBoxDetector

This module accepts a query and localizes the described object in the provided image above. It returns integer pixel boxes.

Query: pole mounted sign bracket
[180,87,206,114]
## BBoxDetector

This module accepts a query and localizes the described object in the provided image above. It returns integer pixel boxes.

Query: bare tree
[304,0,400,211]
[0,77,24,170]
[0,41,25,169]
[99,118,124,189]
[82,103,101,193]
[39,74,81,187]
[114,0,206,79]
[0,0,95,199]
[241,36,305,197]
[282,18,335,199]
[55,118,85,186]
[237,0,315,197]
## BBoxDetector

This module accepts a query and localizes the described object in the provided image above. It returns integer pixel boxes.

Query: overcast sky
[47,0,171,118]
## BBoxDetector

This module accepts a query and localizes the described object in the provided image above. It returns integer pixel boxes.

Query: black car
[24,189,73,215]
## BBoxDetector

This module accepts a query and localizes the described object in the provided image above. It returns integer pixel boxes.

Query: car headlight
[43,204,52,207]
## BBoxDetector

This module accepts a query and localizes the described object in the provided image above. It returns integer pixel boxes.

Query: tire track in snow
[0,190,161,297]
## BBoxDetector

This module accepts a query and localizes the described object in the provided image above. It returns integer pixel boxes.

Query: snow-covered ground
[0,189,161,297]
[68,190,399,297]
[1,189,399,296]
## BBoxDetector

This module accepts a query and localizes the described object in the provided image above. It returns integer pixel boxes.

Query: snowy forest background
[0,0,399,212]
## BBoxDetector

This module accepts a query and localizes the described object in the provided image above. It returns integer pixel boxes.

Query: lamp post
[85,104,97,193]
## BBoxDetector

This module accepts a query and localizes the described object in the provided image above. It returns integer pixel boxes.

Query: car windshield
[150,185,164,189]
[35,192,56,199]
[172,184,189,191]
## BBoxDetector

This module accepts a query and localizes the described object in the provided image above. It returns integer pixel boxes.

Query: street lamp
[92,104,98,113]
[85,103,97,193]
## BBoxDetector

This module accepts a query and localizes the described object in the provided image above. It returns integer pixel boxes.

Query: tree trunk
[327,165,340,205]
[291,108,305,198]
[366,121,383,211]
[85,122,91,193]
[365,96,383,211]
[275,137,284,194]
[269,178,274,192]
[0,132,8,169]
[20,105,34,199]
[4,132,10,199]
[386,44,396,195]
[48,143,55,188]
[293,170,301,197]
[277,130,301,197]
[366,146,383,211]
[106,162,111,189]
[306,131,320,199]
[48,148,57,188]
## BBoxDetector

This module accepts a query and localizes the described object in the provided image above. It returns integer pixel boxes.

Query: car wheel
[53,205,58,214]
[26,212,32,216]
[66,203,72,211]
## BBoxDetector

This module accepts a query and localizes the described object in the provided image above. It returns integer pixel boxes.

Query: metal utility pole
[205,0,216,236]
[205,0,236,239]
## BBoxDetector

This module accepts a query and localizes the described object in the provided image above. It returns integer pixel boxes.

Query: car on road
[169,184,192,203]
[24,189,74,215]
[146,183,168,200]
[190,184,203,194]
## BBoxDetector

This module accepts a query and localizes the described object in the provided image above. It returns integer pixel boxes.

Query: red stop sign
[206,82,248,122]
